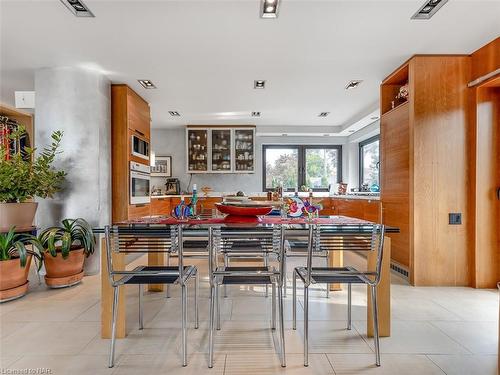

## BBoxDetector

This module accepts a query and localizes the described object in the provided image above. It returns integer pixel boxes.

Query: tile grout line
[425,354,450,375]
[325,352,338,374]
[427,321,474,355]
[222,353,228,375]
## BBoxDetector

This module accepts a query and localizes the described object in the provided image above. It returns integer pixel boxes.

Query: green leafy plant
[0,227,43,269]
[0,126,66,203]
[39,218,96,259]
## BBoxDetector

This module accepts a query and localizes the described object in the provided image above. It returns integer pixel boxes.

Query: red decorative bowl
[215,203,273,218]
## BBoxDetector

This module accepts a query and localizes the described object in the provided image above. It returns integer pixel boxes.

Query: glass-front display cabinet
[211,129,232,172]
[187,129,208,172]
[234,128,255,172]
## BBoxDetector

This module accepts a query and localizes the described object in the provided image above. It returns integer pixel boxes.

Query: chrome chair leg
[278,282,286,367]
[208,286,215,368]
[371,285,381,366]
[216,284,221,330]
[292,270,297,330]
[166,253,171,298]
[194,272,199,329]
[108,286,119,368]
[271,282,276,330]
[181,284,187,367]
[347,283,352,330]
[303,285,309,367]
[325,255,330,298]
[264,253,269,297]
[223,254,228,298]
[138,284,144,330]
[283,253,287,298]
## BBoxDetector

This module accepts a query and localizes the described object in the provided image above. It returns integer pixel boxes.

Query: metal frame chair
[292,224,385,367]
[104,224,199,368]
[207,225,286,368]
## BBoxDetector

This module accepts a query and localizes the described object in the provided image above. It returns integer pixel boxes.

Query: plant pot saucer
[0,281,29,303]
[45,270,84,289]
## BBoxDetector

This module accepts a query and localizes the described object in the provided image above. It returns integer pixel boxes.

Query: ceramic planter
[0,255,32,302]
[44,248,85,288]
[0,202,38,232]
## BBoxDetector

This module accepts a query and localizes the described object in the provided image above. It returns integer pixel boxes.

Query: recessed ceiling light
[323,134,330,137]
[348,130,355,133]
[345,80,363,90]
[254,80,266,89]
[168,111,180,117]
[281,133,288,137]
[260,0,280,19]
[60,0,94,17]
[318,112,330,117]
[138,79,156,89]
[370,116,379,120]
[251,111,261,117]
[411,0,448,19]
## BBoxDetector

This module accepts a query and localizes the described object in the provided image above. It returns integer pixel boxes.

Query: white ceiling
[1,0,499,132]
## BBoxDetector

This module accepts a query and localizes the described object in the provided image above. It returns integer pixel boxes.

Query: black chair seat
[122,266,193,285]
[295,267,365,284]
[219,266,273,285]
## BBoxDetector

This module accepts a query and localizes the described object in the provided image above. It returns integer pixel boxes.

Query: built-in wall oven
[130,161,151,205]
[131,134,150,160]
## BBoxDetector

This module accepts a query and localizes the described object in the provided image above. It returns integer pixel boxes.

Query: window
[359,135,380,190]
[263,145,342,191]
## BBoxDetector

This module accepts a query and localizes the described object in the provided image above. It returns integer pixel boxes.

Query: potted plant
[0,126,66,231]
[0,227,42,302]
[38,218,95,288]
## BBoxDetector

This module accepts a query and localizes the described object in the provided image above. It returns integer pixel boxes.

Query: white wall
[150,128,349,193]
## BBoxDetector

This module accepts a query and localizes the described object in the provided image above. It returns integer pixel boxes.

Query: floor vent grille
[390,262,409,279]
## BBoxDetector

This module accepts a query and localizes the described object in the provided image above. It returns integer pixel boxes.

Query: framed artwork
[151,156,172,177]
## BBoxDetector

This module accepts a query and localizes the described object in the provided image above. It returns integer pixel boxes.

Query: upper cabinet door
[187,129,209,173]
[127,89,151,138]
[234,128,255,173]
[211,129,232,172]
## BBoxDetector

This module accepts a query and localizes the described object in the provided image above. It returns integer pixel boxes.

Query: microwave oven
[131,134,150,160]
[130,161,150,205]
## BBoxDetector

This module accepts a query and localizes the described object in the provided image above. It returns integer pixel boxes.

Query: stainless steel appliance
[165,178,180,195]
[130,161,150,204]
[131,134,150,160]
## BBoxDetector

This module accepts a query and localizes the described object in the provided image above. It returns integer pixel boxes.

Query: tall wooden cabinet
[111,84,151,223]
[380,55,471,286]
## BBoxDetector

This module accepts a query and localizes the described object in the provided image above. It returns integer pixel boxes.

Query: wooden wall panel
[411,56,471,286]
[472,85,500,288]
[470,37,500,83]
[380,102,410,267]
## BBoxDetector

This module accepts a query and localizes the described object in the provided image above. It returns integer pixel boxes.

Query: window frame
[358,135,380,190]
[262,144,342,192]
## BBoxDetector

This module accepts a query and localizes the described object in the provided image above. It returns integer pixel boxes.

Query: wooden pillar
[148,252,165,292]
[101,237,126,339]
[367,236,391,337]
[328,247,343,291]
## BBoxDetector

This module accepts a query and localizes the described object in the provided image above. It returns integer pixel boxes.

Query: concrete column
[34,67,111,275]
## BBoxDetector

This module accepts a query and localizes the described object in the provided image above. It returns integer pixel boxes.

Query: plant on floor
[0,126,66,203]
[0,227,43,267]
[39,218,96,259]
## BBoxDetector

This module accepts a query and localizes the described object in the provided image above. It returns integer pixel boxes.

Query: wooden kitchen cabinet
[127,88,150,138]
[150,198,171,216]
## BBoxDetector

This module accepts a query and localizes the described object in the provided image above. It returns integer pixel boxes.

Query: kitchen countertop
[151,192,380,201]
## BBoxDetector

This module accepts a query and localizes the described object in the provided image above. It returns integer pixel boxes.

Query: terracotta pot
[0,255,32,302]
[44,248,85,278]
[0,202,38,232]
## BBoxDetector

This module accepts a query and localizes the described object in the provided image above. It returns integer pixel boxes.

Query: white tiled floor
[0,254,498,375]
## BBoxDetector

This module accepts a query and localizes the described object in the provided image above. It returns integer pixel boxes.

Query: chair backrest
[305,224,385,285]
[104,224,182,285]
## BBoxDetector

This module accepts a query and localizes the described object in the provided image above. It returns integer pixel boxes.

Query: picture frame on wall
[151,155,172,177]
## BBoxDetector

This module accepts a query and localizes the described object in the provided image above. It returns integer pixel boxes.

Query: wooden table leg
[148,252,165,292]
[367,236,391,337]
[101,237,126,339]
[328,249,344,291]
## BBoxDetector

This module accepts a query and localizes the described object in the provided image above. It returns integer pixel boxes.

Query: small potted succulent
[0,227,42,302]
[38,218,95,288]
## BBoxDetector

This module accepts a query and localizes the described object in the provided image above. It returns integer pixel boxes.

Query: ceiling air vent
[318,112,330,117]
[345,80,363,90]
[168,111,181,117]
[60,0,94,17]
[411,0,448,19]
[254,80,266,89]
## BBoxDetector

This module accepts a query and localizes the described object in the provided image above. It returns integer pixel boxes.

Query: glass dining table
[96,214,397,340]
